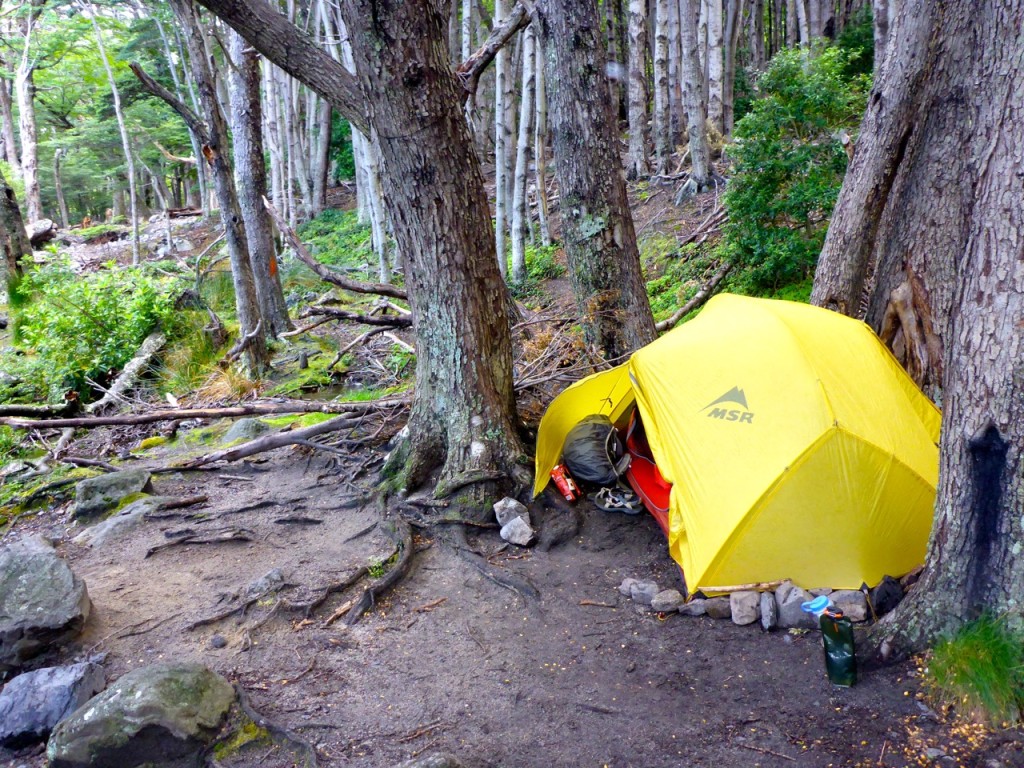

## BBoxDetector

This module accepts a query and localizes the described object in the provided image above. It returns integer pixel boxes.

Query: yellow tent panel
[534,294,941,593]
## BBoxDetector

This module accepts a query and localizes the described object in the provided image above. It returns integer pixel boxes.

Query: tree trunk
[652,0,671,173]
[52,148,70,229]
[228,29,292,338]
[626,0,651,179]
[510,24,536,285]
[812,0,1024,655]
[722,0,745,136]
[0,165,30,289]
[667,0,682,145]
[535,0,658,360]
[680,0,712,189]
[168,0,269,376]
[872,0,892,72]
[534,47,552,247]
[785,0,798,45]
[195,0,527,501]
[794,0,810,43]
[0,67,19,173]
[15,68,42,224]
[494,0,511,277]
[705,0,724,133]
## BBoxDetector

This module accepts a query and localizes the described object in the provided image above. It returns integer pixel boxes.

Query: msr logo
[702,386,755,424]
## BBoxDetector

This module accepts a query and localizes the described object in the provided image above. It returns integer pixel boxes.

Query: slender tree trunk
[494,0,511,277]
[84,1,141,264]
[168,0,269,375]
[653,0,671,172]
[680,0,712,190]
[666,0,682,144]
[750,0,766,70]
[872,0,892,72]
[15,59,42,223]
[795,0,810,43]
[705,0,724,133]
[0,165,30,290]
[722,0,745,135]
[534,47,552,247]
[785,0,798,45]
[510,24,536,285]
[228,30,292,337]
[813,0,1024,657]
[626,0,651,179]
[0,68,19,173]
[52,148,69,229]
[535,0,658,359]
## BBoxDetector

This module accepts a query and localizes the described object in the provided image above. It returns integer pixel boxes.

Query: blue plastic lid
[801,595,832,614]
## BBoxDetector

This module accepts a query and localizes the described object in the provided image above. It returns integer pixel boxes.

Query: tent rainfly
[534,294,941,594]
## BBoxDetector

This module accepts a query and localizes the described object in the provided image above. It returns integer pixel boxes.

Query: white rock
[629,581,660,605]
[730,591,761,625]
[493,497,529,527]
[618,578,639,597]
[499,516,535,547]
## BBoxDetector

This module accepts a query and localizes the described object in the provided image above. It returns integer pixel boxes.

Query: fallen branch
[87,331,167,416]
[0,392,79,418]
[222,320,262,365]
[145,527,253,558]
[264,197,406,300]
[0,397,406,430]
[654,261,733,332]
[679,207,727,247]
[695,578,786,594]
[179,415,360,469]
[298,305,412,329]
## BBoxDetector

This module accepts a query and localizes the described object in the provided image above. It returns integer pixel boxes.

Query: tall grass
[926,614,1024,725]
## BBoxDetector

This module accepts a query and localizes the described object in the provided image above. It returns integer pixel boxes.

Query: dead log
[655,261,733,332]
[87,331,167,415]
[263,197,407,301]
[0,391,79,418]
[0,397,408,430]
[297,306,412,329]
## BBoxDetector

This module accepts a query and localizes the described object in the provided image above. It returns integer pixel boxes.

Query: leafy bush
[7,261,181,401]
[722,46,870,291]
[296,208,375,271]
[835,6,875,79]
[926,614,1024,725]
[525,244,565,282]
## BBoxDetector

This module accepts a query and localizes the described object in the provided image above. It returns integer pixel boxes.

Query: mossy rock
[74,470,153,522]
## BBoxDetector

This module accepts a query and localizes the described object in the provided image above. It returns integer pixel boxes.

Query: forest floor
[3,192,1024,768]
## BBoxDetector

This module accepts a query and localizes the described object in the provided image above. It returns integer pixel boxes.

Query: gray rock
[224,418,271,443]
[394,754,466,768]
[46,663,236,768]
[650,589,684,612]
[704,597,732,620]
[831,590,868,622]
[629,580,660,606]
[618,578,639,597]
[493,497,529,527]
[208,635,227,650]
[760,592,778,631]
[678,599,707,617]
[74,469,153,521]
[808,588,833,597]
[775,581,818,630]
[730,591,761,626]
[72,496,176,548]
[0,541,91,674]
[499,516,535,547]
[0,663,105,749]
[242,568,286,600]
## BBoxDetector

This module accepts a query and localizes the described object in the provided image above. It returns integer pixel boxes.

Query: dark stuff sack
[561,415,630,487]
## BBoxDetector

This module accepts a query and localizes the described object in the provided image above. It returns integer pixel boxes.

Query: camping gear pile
[536,294,942,595]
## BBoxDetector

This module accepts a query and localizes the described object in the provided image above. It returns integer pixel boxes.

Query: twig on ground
[738,744,796,762]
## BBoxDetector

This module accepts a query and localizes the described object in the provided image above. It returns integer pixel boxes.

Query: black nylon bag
[561,415,629,487]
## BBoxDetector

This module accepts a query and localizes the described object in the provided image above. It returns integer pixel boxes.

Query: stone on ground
[760,591,778,631]
[704,597,732,620]
[650,589,684,612]
[72,497,177,548]
[395,754,466,768]
[831,590,869,622]
[223,417,271,443]
[499,516,535,547]
[74,469,153,521]
[0,662,105,749]
[46,663,236,768]
[0,538,91,674]
[493,497,529,527]
[730,591,760,625]
[629,580,660,606]
[775,581,818,630]
[678,598,707,617]
[618,577,638,597]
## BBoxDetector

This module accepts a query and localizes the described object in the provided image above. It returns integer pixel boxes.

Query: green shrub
[722,46,870,292]
[8,261,181,401]
[835,6,875,78]
[926,614,1024,725]
[297,208,375,270]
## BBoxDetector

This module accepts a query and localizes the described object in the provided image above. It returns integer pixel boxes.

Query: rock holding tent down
[46,663,236,768]
[831,590,868,622]
[500,516,536,547]
[493,497,529,526]
[0,662,105,749]
[775,581,818,630]
[730,591,760,625]
[651,589,684,612]
[74,469,153,521]
[760,592,778,631]
[0,537,91,674]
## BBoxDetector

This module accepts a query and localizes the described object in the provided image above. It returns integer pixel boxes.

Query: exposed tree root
[447,526,540,602]
[145,526,253,558]
[225,684,319,768]
[343,512,414,626]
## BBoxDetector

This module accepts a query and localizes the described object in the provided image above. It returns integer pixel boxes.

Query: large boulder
[0,662,105,749]
[47,663,236,768]
[74,470,153,521]
[0,538,91,674]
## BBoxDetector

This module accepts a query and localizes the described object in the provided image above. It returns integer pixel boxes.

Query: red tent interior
[624,411,673,537]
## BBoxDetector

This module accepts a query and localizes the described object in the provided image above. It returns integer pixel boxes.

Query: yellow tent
[534,294,941,593]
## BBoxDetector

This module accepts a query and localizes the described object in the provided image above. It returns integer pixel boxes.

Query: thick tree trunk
[535,0,657,360]
[872,0,891,72]
[228,30,292,338]
[722,0,745,136]
[626,0,650,179]
[680,0,712,189]
[510,24,536,285]
[785,0,798,45]
[0,166,30,288]
[15,68,42,223]
[168,0,269,376]
[812,0,1024,655]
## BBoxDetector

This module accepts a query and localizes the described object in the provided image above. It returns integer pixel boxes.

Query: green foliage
[5,261,181,401]
[329,114,356,181]
[509,244,565,299]
[926,615,1024,725]
[296,209,375,271]
[835,6,875,78]
[0,161,25,202]
[722,46,870,292]
[644,241,727,322]
[154,311,221,396]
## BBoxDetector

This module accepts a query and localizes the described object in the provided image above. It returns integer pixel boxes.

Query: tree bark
[0,165,30,289]
[493,0,511,278]
[533,46,552,247]
[652,0,671,172]
[680,0,712,189]
[811,0,1024,654]
[15,64,43,223]
[227,29,292,338]
[510,24,536,285]
[0,64,20,173]
[52,148,70,229]
[705,0,724,133]
[626,0,651,179]
[534,0,657,360]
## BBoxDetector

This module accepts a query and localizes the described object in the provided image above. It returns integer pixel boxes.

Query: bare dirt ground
[4,441,1023,768]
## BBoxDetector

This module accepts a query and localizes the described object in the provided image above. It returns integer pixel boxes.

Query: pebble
[208,635,227,650]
